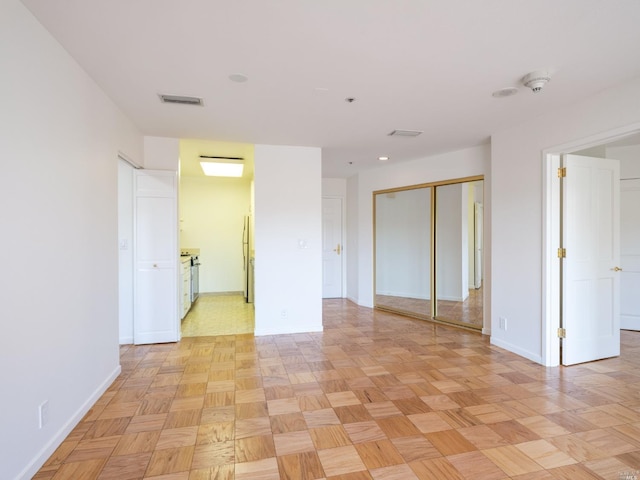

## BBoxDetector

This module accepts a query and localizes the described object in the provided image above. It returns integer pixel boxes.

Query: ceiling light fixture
[378,156,389,161]
[199,155,244,177]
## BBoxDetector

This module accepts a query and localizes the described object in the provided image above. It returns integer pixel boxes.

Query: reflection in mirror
[435,181,483,328]
[375,187,431,317]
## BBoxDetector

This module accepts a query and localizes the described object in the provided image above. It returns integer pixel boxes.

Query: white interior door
[134,170,179,344]
[621,178,640,330]
[562,154,620,365]
[322,197,343,298]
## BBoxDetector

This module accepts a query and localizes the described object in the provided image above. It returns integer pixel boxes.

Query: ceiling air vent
[158,94,204,106]
[388,129,423,137]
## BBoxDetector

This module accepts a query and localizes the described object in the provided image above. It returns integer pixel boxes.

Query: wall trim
[255,324,323,336]
[17,365,122,480]
[490,337,542,365]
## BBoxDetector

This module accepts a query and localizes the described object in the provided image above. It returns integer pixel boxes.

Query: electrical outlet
[499,317,507,330]
[39,400,49,429]
[281,309,287,319]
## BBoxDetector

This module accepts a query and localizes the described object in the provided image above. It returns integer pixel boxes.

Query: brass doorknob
[611,266,623,272]
[333,244,341,255]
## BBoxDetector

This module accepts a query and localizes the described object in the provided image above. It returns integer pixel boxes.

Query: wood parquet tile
[35,299,640,479]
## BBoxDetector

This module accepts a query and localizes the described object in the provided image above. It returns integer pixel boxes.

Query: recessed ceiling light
[492,87,519,98]
[378,156,389,161]
[229,73,248,83]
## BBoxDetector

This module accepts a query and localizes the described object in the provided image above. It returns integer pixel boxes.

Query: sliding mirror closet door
[375,187,432,318]
[434,180,483,329]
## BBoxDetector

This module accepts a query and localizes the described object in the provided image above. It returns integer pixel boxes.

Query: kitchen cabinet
[181,257,191,318]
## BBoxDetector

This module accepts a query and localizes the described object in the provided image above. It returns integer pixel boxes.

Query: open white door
[562,154,620,365]
[621,179,640,330]
[322,197,343,298]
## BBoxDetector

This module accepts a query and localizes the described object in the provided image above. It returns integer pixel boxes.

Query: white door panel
[562,154,620,365]
[134,170,179,345]
[621,179,640,330]
[322,198,343,298]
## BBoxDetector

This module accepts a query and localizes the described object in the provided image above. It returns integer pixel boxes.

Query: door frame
[322,195,347,298]
[542,123,640,366]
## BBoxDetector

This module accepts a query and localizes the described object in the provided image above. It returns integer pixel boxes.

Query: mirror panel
[435,181,483,328]
[374,177,483,330]
[375,187,431,317]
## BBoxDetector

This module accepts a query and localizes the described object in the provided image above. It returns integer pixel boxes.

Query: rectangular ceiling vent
[158,94,204,106]
[388,129,423,137]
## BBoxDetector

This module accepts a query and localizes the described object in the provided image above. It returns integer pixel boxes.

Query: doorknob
[611,266,623,272]
[333,244,341,255]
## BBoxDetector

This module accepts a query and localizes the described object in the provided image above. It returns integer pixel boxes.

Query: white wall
[608,144,640,179]
[351,145,490,308]
[144,136,179,170]
[118,160,134,344]
[254,145,323,335]
[0,2,143,478]
[180,176,251,292]
[491,76,640,364]
[322,178,347,197]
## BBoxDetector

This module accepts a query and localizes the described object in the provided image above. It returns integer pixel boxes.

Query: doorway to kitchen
[178,139,255,337]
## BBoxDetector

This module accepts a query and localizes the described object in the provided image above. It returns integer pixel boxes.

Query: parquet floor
[35,299,640,479]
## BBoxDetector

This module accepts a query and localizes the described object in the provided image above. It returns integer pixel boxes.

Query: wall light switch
[297,239,308,249]
[119,239,128,250]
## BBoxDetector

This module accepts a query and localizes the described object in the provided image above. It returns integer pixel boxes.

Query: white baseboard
[119,336,133,345]
[255,324,323,336]
[17,365,122,480]
[490,337,543,365]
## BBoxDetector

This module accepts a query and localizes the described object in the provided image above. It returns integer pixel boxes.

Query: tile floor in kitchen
[181,293,254,337]
[35,299,640,479]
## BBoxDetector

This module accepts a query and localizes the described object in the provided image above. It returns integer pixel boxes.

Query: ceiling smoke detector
[522,70,552,93]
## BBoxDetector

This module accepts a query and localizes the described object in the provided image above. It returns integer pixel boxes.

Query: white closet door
[134,170,179,344]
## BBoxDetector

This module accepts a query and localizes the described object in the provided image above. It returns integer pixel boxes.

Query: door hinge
[557,328,566,338]
[557,248,566,258]
[558,167,566,178]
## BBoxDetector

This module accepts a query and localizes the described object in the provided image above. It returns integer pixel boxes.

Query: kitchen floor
[181,293,254,337]
[35,299,640,479]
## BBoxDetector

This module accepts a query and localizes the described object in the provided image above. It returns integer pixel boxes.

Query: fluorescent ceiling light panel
[200,161,244,177]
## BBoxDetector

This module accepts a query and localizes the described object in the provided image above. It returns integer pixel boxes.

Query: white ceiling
[21,0,640,178]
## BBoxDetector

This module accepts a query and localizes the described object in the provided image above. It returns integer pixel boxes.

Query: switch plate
[499,317,507,330]
[119,238,128,250]
[39,400,49,428]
